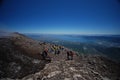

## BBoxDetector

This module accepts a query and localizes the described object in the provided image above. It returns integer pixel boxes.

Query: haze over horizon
[0,0,120,35]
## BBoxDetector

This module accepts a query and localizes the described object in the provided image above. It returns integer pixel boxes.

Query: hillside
[0,32,50,78]
[0,32,120,80]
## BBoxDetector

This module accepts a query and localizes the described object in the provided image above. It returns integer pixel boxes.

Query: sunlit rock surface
[22,56,120,80]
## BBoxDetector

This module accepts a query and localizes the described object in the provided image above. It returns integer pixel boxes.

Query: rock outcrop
[0,32,120,80]
[21,55,120,80]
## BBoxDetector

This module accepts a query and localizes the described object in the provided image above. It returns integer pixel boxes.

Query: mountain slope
[0,32,50,78]
[0,32,120,80]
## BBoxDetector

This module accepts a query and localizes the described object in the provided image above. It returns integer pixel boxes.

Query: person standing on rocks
[67,51,70,60]
[69,51,74,60]
[57,50,60,55]
[67,51,74,60]
[54,45,58,55]
[42,48,48,60]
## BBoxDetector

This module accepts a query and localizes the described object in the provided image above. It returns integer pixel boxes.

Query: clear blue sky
[0,0,120,34]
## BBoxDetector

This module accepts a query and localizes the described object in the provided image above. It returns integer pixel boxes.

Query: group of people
[50,45,64,55]
[51,45,60,55]
[41,46,74,60]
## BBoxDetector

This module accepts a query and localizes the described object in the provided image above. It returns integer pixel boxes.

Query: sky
[0,0,120,34]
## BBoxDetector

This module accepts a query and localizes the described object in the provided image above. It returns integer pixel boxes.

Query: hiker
[54,45,58,55]
[67,51,74,60]
[42,48,48,60]
[57,50,60,54]
[67,51,70,60]
[69,51,74,60]
[51,46,55,54]
[55,46,61,55]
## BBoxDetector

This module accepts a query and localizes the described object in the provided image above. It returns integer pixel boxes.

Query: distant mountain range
[26,34,120,62]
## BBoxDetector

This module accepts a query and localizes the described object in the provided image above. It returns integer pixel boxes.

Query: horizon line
[0,30,120,36]
[22,32,120,36]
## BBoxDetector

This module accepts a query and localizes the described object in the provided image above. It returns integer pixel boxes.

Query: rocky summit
[0,32,120,80]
